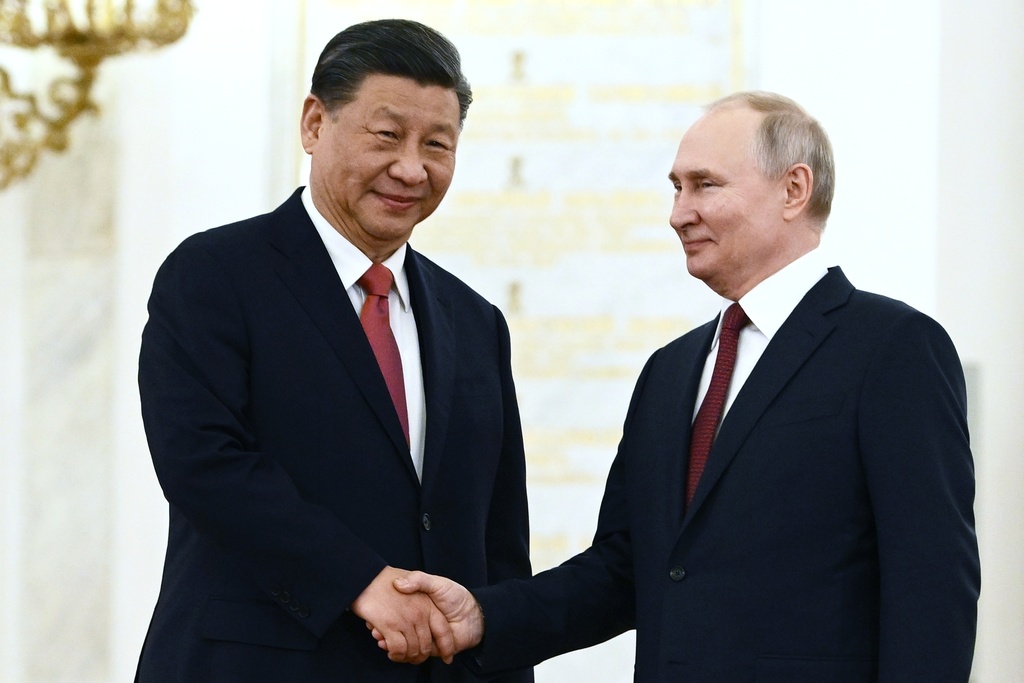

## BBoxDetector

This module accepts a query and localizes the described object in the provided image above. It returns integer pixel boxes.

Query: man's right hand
[373,571,485,663]
[351,566,456,664]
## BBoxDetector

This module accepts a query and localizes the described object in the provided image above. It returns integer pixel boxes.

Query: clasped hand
[351,567,484,665]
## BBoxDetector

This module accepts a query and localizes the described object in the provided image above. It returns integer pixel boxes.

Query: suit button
[279,591,291,603]
[297,605,311,618]
[669,566,686,581]
[421,513,432,531]
[270,585,282,597]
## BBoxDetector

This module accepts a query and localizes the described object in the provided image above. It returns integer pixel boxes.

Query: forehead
[672,105,762,176]
[346,73,460,124]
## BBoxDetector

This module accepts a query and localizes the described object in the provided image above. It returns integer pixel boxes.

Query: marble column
[17,105,117,682]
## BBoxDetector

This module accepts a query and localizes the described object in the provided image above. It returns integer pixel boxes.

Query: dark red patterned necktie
[357,263,409,444]
[686,303,749,506]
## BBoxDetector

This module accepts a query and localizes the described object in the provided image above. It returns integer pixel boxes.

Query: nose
[388,146,429,186]
[670,192,697,232]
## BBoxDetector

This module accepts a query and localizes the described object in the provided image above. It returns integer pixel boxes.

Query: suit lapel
[266,190,414,471]
[404,248,456,493]
[682,268,854,523]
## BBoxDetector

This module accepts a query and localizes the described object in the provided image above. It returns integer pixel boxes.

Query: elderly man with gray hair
[384,91,980,683]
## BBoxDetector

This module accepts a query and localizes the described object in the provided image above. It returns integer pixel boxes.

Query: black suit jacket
[136,189,533,682]
[472,268,979,682]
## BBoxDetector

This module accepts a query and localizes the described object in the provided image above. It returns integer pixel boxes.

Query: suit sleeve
[139,239,385,638]
[466,350,651,673]
[858,310,980,681]
[483,307,533,583]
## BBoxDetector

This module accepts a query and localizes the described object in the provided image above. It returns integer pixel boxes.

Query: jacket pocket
[762,392,845,427]
[200,598,318,651]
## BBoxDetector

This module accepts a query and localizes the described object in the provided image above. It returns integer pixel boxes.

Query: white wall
[938,1,1024,680]
[751,0,942,313]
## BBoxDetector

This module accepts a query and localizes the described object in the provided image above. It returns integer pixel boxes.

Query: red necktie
[357,263,410,444]
[686,303,749,506]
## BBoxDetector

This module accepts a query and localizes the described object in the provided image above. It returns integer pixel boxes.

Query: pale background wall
[0,1,1021,681]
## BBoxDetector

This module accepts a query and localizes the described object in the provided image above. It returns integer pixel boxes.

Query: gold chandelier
[0,0,195,189]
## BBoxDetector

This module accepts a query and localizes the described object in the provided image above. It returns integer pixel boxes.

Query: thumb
[393,570,431,594]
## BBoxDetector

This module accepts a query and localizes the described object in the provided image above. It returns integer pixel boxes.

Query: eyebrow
[374,106,457,137]
[670,167,726,184]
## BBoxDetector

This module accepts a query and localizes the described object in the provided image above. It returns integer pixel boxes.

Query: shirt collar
[301,186,411,311]
[715,249,830,342]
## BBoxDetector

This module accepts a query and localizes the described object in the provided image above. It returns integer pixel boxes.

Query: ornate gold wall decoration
[0,0,194,189]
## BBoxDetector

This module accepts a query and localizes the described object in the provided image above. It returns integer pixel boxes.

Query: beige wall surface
[0,1,1020,681]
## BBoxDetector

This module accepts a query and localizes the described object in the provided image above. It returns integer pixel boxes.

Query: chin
[371,217,418,239]
[684,260,708,280]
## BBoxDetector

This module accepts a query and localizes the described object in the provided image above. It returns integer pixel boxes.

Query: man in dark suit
[387,92,980,681]
[135,19,533,682]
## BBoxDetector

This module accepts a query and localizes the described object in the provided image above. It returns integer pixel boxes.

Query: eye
[426,138,452,151]
[376,130,399,141]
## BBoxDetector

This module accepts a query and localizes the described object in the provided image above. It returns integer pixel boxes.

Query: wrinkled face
[301,74,461,260]
[668,105,793,300]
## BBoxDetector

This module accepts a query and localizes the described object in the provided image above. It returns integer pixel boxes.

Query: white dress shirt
[301,187,427,479]
[693,249,831,425]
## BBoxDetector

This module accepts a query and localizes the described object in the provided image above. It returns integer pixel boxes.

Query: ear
[299,95,325,153]
[781,163,813,221]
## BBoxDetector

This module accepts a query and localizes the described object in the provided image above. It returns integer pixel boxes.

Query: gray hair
[710,91,835,225]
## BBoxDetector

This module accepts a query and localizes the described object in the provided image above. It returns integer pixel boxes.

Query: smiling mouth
[377,192,420,210]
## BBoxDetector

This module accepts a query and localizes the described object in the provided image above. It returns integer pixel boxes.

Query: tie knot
[722,303,749,332]
[358,263,394,298]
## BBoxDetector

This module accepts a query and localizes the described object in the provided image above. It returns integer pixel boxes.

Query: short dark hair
[310,18,472,126]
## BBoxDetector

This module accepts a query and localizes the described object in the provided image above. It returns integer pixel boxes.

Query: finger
[388,634,426,665]
[368,624,387,650]
[368,626,385,651]
[409,610,434,665]
[385,630,409,662]
[393,571,428,594]
[428,605,456,664]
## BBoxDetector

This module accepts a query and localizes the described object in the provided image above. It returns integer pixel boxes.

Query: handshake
[351,566,486,665]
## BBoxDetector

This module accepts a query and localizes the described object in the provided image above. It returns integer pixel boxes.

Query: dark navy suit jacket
[136,189,533,682]
[471,267,979,682]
